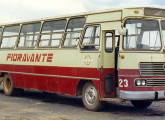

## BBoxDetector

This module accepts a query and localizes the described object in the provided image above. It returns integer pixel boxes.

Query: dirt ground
[0,86,165,120]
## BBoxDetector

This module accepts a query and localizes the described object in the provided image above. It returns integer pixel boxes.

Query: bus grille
[140,62,165,76]
[146,78,165,86]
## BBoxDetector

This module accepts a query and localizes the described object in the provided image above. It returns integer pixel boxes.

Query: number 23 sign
[119,79,128,87]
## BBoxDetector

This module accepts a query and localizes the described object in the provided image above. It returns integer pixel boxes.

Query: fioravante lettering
[6,53,53,62]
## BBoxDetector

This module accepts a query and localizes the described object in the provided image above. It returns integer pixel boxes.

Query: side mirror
[118,27,127,35]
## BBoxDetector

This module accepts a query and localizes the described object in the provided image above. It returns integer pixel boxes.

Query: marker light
[120,55,125,59]
[134,10,139,14]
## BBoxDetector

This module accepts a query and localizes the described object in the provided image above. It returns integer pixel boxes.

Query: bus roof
[0,7,165,26]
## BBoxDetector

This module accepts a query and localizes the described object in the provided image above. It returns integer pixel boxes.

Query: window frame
[38,19,67,48]
[18,22,42,48]
[105,32,114,53]
[80,24,101,51]
[1,25,21,49]
[62,17,86,48]
[160,20,165,49]
[122,18,162,51]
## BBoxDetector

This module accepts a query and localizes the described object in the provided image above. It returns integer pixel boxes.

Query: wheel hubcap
[85,85,97,105]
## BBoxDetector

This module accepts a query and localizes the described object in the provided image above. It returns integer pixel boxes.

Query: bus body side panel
[59,67,77,95]
[34,65,59,92]
[77,52,101,97]
[0,49,101,97]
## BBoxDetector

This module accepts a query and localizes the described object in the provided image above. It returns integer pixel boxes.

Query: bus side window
[18,23,41,48]
[105,32,113,52]
[81,26,100,50]
[64,17,85,47]
[39,19,66,47]
[1,26,20,48]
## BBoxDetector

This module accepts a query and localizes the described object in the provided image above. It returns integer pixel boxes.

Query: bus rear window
[1,25,20,48]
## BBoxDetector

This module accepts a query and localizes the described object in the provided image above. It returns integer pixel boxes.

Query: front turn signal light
[120,55,125,59]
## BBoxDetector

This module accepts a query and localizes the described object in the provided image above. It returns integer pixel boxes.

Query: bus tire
[82,82,104,111]
[3,74,16,96]
[131,100,152,109]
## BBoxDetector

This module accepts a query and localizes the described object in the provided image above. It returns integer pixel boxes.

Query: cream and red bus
[0,7,165,111]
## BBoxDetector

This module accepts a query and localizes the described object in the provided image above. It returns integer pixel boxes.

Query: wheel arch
[0,72,9,83]
[76,79,97,96]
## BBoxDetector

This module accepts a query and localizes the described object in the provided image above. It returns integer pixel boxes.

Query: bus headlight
[135,79,146,86]
[136,80,141,86]
[141,80,146,86]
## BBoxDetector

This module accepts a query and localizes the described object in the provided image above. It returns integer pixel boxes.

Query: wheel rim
[85,85,97,105]
[4,78,11,92]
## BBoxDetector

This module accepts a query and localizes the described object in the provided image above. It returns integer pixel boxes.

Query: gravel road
[0,86,165,120]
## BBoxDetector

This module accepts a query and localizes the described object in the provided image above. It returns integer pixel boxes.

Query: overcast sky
[0,0,165,24]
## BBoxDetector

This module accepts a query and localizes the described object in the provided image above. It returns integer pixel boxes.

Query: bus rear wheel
[131,100,152,109]
[82,82,104,111]
[3,74,16,96]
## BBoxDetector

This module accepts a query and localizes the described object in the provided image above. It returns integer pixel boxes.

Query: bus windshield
[123,19,161,51]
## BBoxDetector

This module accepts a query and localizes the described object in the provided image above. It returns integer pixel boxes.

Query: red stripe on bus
[0,64,100,79]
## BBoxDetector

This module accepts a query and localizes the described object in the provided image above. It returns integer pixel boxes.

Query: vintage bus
[0,7,165,111]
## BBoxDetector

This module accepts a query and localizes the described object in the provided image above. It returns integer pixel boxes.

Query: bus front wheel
[131,100,152,109]
[3,74,16,96]
[82,82,104,111]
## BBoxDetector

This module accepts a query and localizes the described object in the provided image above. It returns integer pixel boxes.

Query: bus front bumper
[119,90,165,100]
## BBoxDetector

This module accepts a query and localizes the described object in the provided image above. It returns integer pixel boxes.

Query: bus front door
[102,30,116,98]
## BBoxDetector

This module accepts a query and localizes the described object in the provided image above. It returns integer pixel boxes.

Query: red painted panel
[0,64,101,97]
[34,65,59,75]
[77,67,100,78]
[47,77,59,93]
[35,75,48,91]
[14,74,25,88]
[101,68,116,98]
[14,64,35,89]
[119,69,139,75]
[59,67,77,76]
[0,64,13,71]
[59,78,75,95]
[24,75,36,89]
[0,64,100,79]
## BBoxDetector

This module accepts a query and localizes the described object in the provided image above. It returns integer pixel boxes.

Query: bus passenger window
[105,33,113,52]
[81,26,100,50]
[39,20,66,47]
[1,26,20,48]
[18,23,41,48]
[64,18,85,47]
